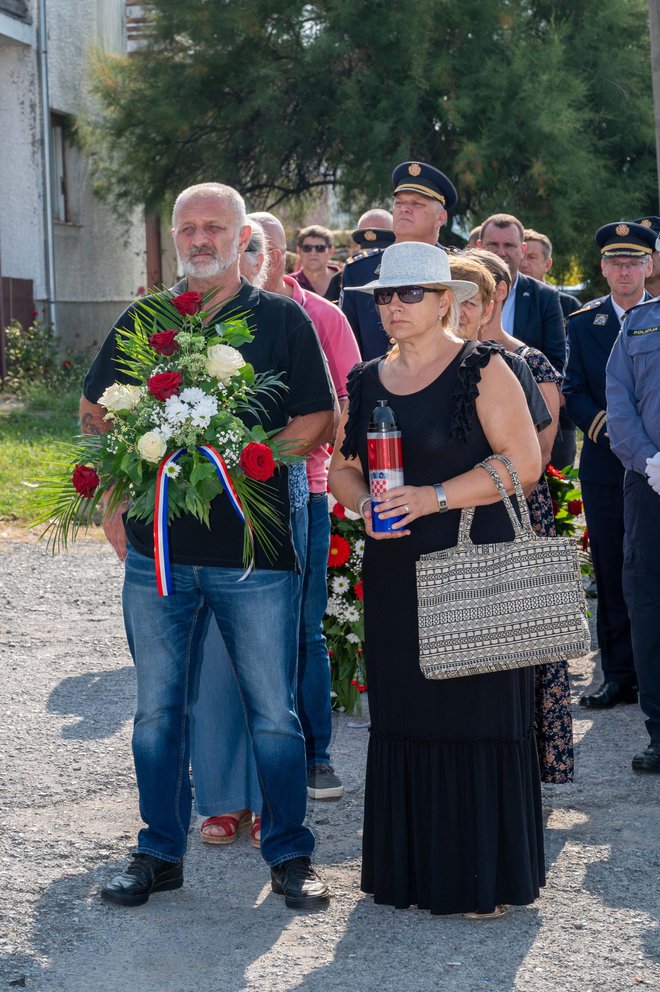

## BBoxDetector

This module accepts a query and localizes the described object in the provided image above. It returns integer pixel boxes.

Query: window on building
[51,113,71,223]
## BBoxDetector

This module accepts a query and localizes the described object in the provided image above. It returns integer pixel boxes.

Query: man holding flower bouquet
[80,183,336,909]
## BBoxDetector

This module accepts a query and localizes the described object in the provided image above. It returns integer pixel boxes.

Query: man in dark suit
[340,161,457,359]
[564,220,656,709]
[520,228,582,469]
[478,214,566,373]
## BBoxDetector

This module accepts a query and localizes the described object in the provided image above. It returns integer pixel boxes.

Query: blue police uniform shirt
[339,248,390,360]
[606,296,660,476]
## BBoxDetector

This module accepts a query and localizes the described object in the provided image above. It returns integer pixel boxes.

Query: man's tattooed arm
[79,396,109,435]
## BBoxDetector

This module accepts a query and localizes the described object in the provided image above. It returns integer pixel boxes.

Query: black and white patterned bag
[416,454,590,680]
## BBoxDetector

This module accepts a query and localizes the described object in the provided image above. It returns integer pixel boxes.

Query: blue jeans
[190,502,309,817]
[297,493,333,767]
[122,544,314,866]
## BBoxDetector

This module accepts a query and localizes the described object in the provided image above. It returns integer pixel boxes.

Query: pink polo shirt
[284,275,361,492]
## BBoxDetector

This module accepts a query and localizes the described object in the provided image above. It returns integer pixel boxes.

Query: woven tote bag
[416,454,591,680]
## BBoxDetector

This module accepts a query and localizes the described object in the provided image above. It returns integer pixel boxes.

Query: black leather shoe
[271,857,330,910]
[579,681,638,709]
[632,742,660,773]
[101,853,183,907]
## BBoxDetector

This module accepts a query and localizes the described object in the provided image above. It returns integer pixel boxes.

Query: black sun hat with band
[595,221,659,258]
[392,161,458,212]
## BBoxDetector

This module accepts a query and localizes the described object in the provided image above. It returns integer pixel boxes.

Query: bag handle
[456,454,534,546]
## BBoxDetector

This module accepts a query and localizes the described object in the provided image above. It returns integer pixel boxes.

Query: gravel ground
[0,526,658,992]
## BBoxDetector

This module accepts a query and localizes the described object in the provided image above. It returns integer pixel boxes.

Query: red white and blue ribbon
[153,444,254,596]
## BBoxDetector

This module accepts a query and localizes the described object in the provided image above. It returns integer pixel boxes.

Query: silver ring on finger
[403,504,409,514]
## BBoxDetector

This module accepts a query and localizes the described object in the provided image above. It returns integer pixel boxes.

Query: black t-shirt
[83,278,334,569]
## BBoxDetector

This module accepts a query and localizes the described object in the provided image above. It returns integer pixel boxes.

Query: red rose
[551,500,559,516]
[332,502,346,518]
[149,330,180,356]
[72,465,99,498]
[328,534,351,568]
[239,442,276,482]
[148,371,182,401]
[567,499,583,516]
[172,290,203,316]
[353,580,364,600]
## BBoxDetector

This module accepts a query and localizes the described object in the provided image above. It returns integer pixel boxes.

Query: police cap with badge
[595,220,659,258]
[634,215,660,244]
[391,161,458,211]
[351,227,396,251]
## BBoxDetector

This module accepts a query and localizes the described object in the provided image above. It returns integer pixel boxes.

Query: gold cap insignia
[615,223,630,236]
[408,163,422,177]
[641,219,653,228]
[364,230,377,241]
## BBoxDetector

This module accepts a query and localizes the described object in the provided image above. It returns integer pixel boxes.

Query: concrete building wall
[0,22,44,293]
[0,0,147,355]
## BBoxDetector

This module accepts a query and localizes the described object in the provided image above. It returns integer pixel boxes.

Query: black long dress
[342,341,545,915]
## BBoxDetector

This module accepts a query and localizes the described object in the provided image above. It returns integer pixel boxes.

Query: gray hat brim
[346,278,478,304]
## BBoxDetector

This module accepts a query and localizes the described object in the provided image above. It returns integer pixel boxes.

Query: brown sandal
[463,905,508,920]
[200,809,252,845]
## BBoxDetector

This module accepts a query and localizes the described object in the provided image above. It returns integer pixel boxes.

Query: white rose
[97,383,141,415]
[137,430,167,464]
[205,344,246,381]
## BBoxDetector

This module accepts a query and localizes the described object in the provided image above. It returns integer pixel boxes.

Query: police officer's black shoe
[271,857,330,910]
[101,852,183,906]
[632,742,660,773]
[579,681,638,709]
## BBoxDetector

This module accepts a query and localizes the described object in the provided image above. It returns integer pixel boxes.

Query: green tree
[81,0,655,278]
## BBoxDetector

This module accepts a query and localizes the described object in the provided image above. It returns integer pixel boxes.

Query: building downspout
[37,0,57,333]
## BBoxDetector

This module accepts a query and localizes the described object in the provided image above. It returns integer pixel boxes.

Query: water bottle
[367,400,404,533]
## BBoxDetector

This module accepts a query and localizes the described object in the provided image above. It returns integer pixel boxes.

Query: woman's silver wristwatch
[433,484,448,513]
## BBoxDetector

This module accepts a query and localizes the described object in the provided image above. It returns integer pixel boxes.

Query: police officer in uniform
[634,216,660,298]
[607,293,660,771]
[340,161,457,359]
[563,221,655,709]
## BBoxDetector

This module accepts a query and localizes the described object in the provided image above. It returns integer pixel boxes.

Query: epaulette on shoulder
[345,248,381,265]
[567,298,605,319]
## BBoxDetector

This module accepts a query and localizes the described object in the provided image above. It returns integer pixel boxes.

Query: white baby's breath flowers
[97,383,142,416]
[137,430,167,464]
[205,344,246,381]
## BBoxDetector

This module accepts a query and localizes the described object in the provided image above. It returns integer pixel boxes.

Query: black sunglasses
[300,243,330,253]
[374,286,442,305]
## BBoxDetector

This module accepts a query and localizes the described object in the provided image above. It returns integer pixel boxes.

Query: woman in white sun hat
[328,240,545,918]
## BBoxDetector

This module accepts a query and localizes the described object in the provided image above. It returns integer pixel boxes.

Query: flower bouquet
[545,463,593,580]
[324,495,366,714]
[31,289,298,584]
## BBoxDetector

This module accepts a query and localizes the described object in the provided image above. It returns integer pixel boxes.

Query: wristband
[356,493,371,518]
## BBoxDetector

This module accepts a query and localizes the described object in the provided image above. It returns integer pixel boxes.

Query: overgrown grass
[0,387,81,521]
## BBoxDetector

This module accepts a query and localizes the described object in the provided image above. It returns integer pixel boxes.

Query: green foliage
[80,0,655,278]
[1,319,89,398]
[0,401,80,522]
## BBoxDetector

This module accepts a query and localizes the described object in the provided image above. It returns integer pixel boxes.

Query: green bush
[1,319,89,398]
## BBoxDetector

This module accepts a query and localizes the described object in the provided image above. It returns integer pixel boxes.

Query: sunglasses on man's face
[300,243,330,253]
[374,286,442,305]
